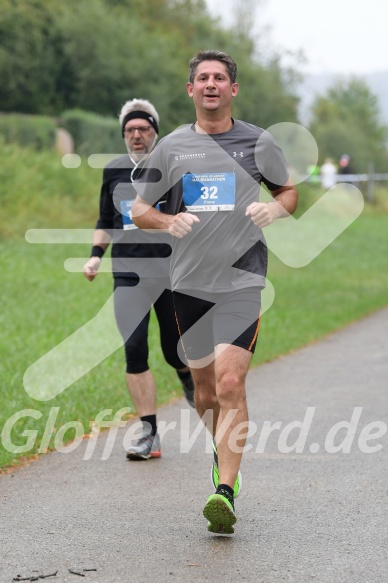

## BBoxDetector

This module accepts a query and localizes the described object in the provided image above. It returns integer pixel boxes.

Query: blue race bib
[120,200,161,229]
[182,172,236,212]
[120,200,137,230]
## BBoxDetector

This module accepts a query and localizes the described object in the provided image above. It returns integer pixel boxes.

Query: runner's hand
[245,202,278,228]
[169,212,200,238]
[83,257,101,281]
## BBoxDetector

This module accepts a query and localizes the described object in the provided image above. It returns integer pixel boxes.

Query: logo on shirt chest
[233,151,244,158]
[175,152,206,161]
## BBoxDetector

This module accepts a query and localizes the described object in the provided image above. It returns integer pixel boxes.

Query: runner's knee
[216,371,246,404]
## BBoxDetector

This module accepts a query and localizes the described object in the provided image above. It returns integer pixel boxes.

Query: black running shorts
[173,287,262,361]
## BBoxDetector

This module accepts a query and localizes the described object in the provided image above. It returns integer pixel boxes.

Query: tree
[0,0,300,132]
[0,0,69,114]
[309,78,388,172]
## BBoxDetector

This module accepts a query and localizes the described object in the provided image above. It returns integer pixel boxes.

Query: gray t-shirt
[136,120,289,293]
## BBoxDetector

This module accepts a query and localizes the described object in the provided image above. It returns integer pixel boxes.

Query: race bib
[120,200,161,230]
[120,200,137,230]
[182,172,236,212]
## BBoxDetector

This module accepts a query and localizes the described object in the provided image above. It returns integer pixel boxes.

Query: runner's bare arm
[245,180,298,228]
[132,195,200,238]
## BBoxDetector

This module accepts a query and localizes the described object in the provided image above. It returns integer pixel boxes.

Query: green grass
[0,140,101,239]
[1,142,388,469]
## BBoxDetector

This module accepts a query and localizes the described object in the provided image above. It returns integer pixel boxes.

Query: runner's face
[123,118,156,158]
[186,60,238,114]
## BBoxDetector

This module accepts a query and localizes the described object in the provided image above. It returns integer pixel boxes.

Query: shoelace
[134,434,153,447]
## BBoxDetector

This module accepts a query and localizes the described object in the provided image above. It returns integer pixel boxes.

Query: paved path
[1,309,388,583]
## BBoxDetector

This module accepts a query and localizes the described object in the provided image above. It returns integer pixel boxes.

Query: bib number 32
[201,186,218,200]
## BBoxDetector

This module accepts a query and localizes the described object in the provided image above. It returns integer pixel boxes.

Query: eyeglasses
[124,126,152,135]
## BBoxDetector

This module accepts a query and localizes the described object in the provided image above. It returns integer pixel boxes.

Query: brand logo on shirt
[175,152,206,161]
[233,151,244,158]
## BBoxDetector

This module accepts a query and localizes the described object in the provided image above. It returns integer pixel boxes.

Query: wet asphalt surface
[1,309,387,582]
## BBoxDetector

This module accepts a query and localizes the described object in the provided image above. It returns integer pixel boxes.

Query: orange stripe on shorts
[248,310,262,352]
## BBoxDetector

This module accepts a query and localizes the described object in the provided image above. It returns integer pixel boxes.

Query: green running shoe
[203,492,237,534]
[211,440,242,498]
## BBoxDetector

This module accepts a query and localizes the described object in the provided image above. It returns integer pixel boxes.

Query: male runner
[132,52,298,531]
[83,98,195,462]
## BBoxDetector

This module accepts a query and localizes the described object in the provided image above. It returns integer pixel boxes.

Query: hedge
[60,109,125,156]
[0,113,57,150]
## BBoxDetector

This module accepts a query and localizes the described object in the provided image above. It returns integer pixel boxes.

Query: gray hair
[188,50,238,84]
[119,98,159,126]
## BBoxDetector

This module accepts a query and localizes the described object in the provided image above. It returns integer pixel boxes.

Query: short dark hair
[188,50,237,84]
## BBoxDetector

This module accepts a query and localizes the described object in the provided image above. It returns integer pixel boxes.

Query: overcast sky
[206,0,388,75]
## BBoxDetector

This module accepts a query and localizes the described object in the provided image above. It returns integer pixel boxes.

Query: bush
[0,113,57,150]
[60,109,125,156]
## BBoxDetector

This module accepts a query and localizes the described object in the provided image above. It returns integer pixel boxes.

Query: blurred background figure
[320,158,337,189]
[307,163,321,184]
[338,154,353,175]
